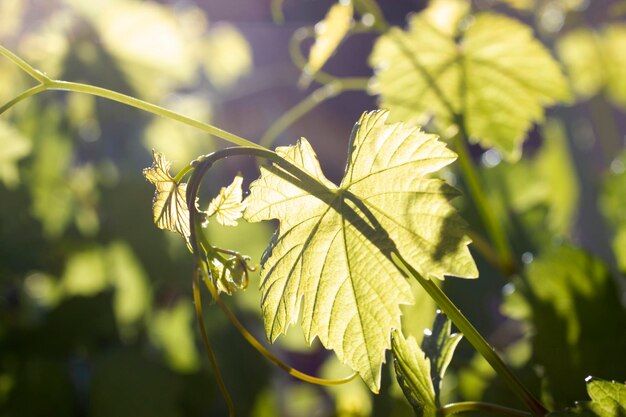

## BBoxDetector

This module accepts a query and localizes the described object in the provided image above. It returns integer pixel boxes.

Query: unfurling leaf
[549,378,626,416]
[303,2,353,84]
[143,150,190,241]
[206,174,246,226]
[209,256,249,296]
[244,110,477,391]
[369,0,570,160]
[421,311,462,405]
[392,330,437,417]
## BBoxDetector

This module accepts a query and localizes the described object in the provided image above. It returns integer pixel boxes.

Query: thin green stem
[452,130,515,274]
[198,263,357,386]
[192,268,236,417]
[439,401,532,417]
[44,80,263,149]
[260,80,368,148]
[0,44,50,83]
[289,26,372,86]
[391,253,547,417]
[466,229,515,276]
[0,84,46,115]
[173,165,195,184]
[271,0,286,24]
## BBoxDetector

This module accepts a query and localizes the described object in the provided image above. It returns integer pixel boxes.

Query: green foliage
[244,110,476,391]
[303,2,353,84]
[549,379,626,417]
[143,150,191,242]
[503,246,626,408]
[557,24,626,107]
[391,313,463,416]
[421,312,462,405]
[391,330,437,417]
[1,0,626,416]
[369,0,570,160]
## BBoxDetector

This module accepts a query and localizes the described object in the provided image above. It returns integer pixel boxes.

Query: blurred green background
[0,0,625,416]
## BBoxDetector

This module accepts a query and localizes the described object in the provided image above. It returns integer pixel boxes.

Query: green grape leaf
[206,174,246,226]
[557,24,626,108]
[421,311,462,405]
[549,378,626,417]
[303,2,353,84]
[369,0,570,160]
[244,110,477,391]
[556,29,604,100]
[502,245,626,407]
[143,150,190,241]
[392,329,437,417]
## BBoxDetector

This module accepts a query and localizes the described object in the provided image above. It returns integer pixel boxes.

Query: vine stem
[0,44,263,149]
[192,268,236,417]
[0,84,47,115]
[45,80,263,149]
[439,401,531,417]
[259,79,369,148]
[451,129,516,274]
[391,253,547,417]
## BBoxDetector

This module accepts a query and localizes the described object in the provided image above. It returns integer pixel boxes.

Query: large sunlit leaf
[392,329,437,417]
[206,174,246,226]
[244,110,477,391]
[369,0,570,160]
[303,2,353,84]
[143,150,190,242]
[502,245,626,407]
[549,378,626,417]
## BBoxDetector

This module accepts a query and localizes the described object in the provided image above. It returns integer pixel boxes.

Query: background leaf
[549,378,626,416]
[303,2,353,85]
[369,0,570,160]
[502,245,626,408]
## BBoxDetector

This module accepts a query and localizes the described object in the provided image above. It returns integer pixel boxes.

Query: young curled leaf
[206,174,246,226]
[209,257,247,296]
[421,311,463,405]
[392,329,437,417]
[143,150,190,242]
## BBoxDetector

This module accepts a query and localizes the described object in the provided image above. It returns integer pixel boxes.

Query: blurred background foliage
[0,0,625,416]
